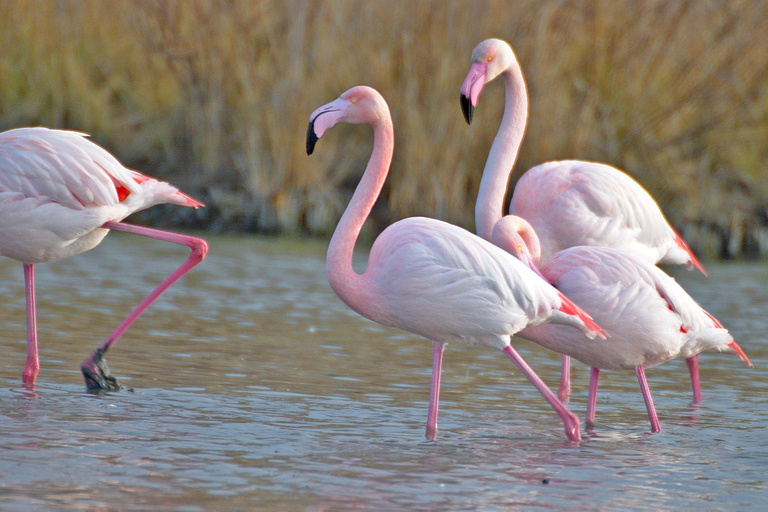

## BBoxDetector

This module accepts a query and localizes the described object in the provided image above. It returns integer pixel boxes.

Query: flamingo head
[460,38,517,124]
[491,215,546,280]
[307,86,389,155]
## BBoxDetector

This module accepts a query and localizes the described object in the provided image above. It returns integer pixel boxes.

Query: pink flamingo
[461,38,708,402]
[0,127,208,390]
[307,86,608,442]
[492,215,751,432]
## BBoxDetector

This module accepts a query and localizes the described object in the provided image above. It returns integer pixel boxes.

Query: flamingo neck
[326,116,394,314]
[475,63,529,241]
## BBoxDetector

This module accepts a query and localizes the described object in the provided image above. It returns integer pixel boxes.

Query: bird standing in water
[0,127,208,390]
[460,38,708,401]
[307,85,607,442]
[492,214,751,432]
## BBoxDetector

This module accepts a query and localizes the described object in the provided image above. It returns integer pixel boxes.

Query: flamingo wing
[365,218,599,346]
[0,127,140,209]
[511,160,684,265]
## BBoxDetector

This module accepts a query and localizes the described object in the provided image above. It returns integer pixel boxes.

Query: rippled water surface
[1,233,766,510]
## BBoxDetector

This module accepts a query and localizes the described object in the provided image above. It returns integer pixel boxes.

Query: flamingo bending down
[492,215,751,432]
[461,38,707,402]
[306,85,609,442]
[0,127,208,390]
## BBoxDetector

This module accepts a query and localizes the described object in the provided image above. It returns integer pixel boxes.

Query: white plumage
[0,127,199,263]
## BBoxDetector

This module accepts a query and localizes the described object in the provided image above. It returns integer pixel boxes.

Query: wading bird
[307,85,607,442]
[461,38,708,401]
[491,215,750,432]
[0,127,208,390]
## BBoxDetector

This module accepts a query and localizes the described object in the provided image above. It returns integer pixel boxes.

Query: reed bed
[1,0,766,257]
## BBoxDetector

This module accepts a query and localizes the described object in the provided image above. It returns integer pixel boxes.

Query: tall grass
[1,0,767,257]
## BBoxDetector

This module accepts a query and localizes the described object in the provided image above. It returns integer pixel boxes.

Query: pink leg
[686,355,702,403]
[586,367,600,427]
[22,264,40,385]
[81,221,208,391]
[635,366,661,433]
[426,341,445,441]
[502,345,580,442]
[558,354,571,402]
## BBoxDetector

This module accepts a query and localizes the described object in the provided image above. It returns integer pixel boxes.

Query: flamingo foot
[81,348,123,392]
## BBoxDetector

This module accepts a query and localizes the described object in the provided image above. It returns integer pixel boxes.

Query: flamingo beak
[460,94,474,125]
[307,98,352,156]
[306,120,319,156]
[459,62,488,125]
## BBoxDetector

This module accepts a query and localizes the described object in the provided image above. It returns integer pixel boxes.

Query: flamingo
[306,85,609,442]
[0,127,208,390]
[491,215,751,432]
[460,38,708,402]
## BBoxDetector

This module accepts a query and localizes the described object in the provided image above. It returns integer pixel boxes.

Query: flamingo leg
[586,367,600,427]
[558,354,571,402]
[81,221,208,391]
[426,341,445,441]
[502,345,581,441]
[686,355,702,403]
[22,264,40,385]
[635,366,661,433]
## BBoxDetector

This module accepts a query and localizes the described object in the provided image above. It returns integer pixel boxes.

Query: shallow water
[0,233,766,511]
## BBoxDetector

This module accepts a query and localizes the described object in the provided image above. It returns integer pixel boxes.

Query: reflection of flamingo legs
[81,221,208,391]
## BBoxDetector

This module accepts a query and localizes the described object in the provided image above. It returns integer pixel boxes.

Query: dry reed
[1,0,766,257]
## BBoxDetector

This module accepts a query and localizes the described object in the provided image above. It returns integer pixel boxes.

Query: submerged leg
[558,354,571,402]
[81,221,208,391]
[586,367,600,427]
[502,345,580,442]
[635,366,661,433]
[426,341,445,441]
[686,355,702,403]
[22,264,40,385]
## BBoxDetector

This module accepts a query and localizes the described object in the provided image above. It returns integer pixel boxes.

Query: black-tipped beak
[306,120,319,156]
[460,94,473,125]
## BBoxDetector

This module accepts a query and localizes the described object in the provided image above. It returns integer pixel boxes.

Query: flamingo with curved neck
[307,85,610,442]
[491,214,751,432]
[461,38,708,402]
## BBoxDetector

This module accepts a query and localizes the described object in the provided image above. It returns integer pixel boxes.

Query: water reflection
[0,233,765,510]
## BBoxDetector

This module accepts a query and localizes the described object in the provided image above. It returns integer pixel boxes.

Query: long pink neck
[475,60,529,241]
[326,116,394,316]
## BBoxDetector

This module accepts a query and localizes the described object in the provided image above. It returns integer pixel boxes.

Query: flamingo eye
[487,56,493,62]
[351,97,357,103]
[517,245,522,253]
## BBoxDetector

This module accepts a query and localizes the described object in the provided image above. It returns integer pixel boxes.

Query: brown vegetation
[1,0,767,258]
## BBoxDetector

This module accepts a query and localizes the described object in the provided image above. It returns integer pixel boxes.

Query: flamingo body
[0,127,207,389]
[511,160,698,268]
[0,128,200,263]
[346,216,594,349]
[519,247,738,370]
[492,215,750,431]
